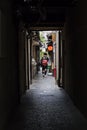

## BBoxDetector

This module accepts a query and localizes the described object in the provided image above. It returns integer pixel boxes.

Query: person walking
[41,53,49,77]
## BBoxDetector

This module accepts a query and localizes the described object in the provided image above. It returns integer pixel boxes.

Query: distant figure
[41,53,49,77]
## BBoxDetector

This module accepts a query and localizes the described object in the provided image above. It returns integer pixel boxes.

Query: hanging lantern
[48,45,53,51]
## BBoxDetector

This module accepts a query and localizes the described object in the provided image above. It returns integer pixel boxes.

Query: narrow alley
[1,1,87,130]
[7,70,87,130]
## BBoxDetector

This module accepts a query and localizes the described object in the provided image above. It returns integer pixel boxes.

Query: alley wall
[64,0,87,118]
[0,0,19,129]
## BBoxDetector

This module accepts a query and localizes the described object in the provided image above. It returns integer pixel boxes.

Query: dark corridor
[1,0,87,130]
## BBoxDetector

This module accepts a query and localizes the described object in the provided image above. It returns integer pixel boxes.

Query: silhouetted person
[41,53,49,77]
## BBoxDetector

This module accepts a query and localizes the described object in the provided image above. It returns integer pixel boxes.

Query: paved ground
[7,70,87,130]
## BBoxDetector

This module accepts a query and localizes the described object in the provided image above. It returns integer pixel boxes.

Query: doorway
[24,27,64,89]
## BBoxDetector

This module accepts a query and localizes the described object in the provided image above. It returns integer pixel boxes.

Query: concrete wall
[18,27,26,96]
[28,39,31,86]
[56,31,59,82]
[0,1,19,129]
[64,0,87,118]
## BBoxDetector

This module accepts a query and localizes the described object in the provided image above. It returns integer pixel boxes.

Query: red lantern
[48,46,53,51]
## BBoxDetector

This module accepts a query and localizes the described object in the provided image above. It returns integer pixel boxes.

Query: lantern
[48,46,53,51]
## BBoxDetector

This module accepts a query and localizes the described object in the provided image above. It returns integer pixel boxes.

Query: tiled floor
[7,71,87,130]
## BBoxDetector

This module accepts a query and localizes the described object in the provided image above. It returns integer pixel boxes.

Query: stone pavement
[7,71,87,130]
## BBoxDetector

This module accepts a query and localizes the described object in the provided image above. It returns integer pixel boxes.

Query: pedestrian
[41,52,49,77]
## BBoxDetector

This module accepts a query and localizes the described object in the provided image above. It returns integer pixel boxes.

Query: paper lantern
[48,46,53,51]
